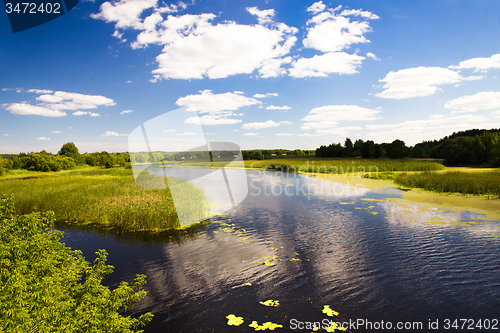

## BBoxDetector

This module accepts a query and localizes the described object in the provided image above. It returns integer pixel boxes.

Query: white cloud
[91,0,158,30]
[276,133,292,136]
[120,109,134,114]
[266,105,291,110]
[36,91,115,110]
[5,103,67,117]
[2,88,12,91]
[176,90,261,113]
[3,134,10,136]
[51,131,62,133]
[444,91,500,112]
[366,52,379,60]
[242,120,291,130]
[376,67,464,99]
[150,20,298,80]
[178,132,196,136]
[73,111,88,116]
[177,90,260,125]
[289,52,365,77]
[307,1,326,14]
[246,7,275,24]
[163,129,176,132]
[253,93,278,98]
[449,53,500,72]
[27,89,54,94]
[37,137,51,141]
[5,90,115,118]
[493,111,500,118]
[303,10,377,53]
[243,132,258,136]
[101,131,128,137]
[301,105,380,131]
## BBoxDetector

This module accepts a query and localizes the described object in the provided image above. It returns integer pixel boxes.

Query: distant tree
[344,138,353,157]
[253,151,264,160]
[58,142,82,164]
[353,139,364,157]
[387,139,409,159]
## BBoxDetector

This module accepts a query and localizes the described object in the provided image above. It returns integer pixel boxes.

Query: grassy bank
[172,157,445,173]
[248,158,444,173]
[394,170,500,197]
[0,168,208,231]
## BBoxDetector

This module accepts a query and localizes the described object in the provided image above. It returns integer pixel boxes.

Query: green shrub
[0,194,153,332]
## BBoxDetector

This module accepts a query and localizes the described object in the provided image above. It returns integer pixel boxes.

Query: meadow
[0,168,208,232]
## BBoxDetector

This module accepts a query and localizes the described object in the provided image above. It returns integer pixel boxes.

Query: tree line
[0,142,130,174]
[315,129,500,166]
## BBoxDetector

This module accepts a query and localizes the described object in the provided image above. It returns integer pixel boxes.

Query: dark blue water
[59,170,500,332]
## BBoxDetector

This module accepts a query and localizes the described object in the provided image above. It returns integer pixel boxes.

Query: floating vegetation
[226,314,244,326]
[249,320,283,330]
[361,198,385,202]
[245,282,252,286]
[322,305,339,317]
[259,299,279,307]
[339,201,355,205]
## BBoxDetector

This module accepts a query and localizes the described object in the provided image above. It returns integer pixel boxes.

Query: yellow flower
[322,305,339,317]
[226,314,244,326]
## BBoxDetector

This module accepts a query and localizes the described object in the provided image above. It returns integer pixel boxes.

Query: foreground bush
[0,194,153,332]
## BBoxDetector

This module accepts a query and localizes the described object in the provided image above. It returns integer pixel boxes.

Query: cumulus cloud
[307,1,326,14]
[241,120,292,130]
[276,133,293,136]
[266,105,291,110]
[176,90,261,113]
[376,67,464,99]
[178,132,196,136]
[289,52,365,77]
[4,90,115,118]
[37,137,51,141]
[246,7,275,24]
[5,103,67,117]
[289,3,377,77]
[92,2,379,80]
[301,105,380,131]
[444,91,500,112]
[449,53,500,72]
[120,109,134,114]
[243,132,258,136]
[3,134,10,136]
[176,90,260,125]
[101,131,128,137]
[51,131,62,133]
[253,93,278,98]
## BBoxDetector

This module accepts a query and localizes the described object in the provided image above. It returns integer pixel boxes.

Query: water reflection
[59,170,500,332]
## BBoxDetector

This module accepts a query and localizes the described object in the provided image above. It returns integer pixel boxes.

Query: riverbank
[311,171,500,221]
[0,168,207,232]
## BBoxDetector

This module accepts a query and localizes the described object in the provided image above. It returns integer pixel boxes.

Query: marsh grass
[0,168,208,231]
[395,170,500,197]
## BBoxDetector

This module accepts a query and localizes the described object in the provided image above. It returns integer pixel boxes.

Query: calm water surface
[59,170,500,332]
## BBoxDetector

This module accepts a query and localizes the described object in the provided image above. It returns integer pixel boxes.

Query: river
[58,169,500,332]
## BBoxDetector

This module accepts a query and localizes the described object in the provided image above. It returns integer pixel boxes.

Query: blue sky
[1,0,500,153]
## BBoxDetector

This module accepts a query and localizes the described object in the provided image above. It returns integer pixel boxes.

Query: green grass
[243,158,445,174]
[0,168,208,231]
[394,170,500,197]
